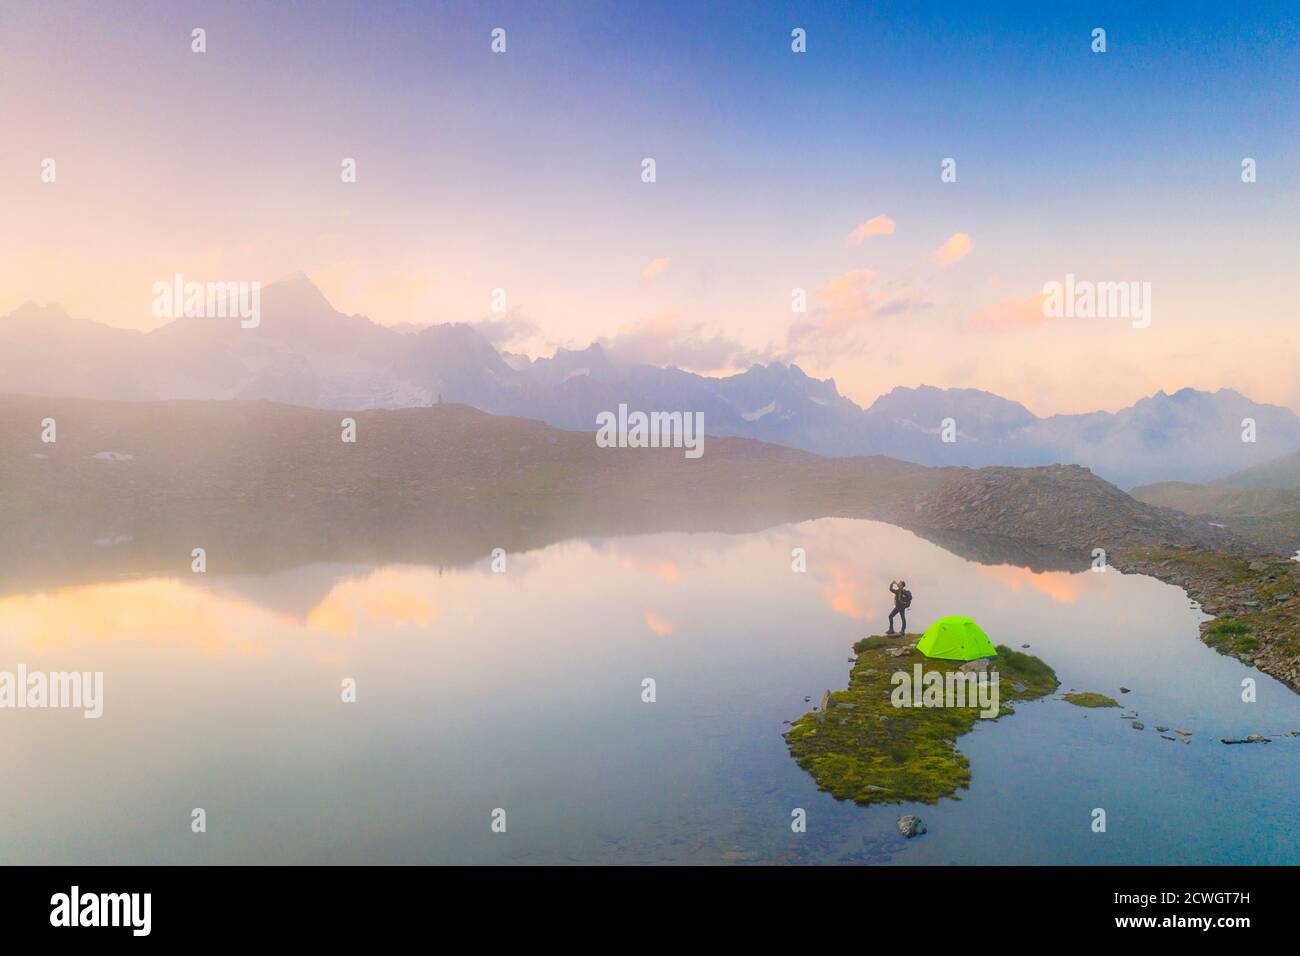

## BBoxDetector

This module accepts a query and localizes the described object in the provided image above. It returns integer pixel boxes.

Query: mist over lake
[3,518,1294,865]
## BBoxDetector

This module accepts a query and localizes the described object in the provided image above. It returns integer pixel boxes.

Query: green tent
[916,616,997,661]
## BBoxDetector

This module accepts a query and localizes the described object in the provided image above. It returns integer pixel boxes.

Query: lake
[1,517,1296,864]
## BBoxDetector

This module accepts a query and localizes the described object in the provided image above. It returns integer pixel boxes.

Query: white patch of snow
[741,401,777,422]
[92,451,133,462]
[561,367,591,383]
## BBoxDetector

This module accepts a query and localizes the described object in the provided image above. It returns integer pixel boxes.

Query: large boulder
[897,815,927,838]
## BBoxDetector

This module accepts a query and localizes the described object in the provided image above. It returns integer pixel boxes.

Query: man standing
[887,580,912,635]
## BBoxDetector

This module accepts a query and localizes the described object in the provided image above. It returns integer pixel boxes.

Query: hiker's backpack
[898,588,913,608]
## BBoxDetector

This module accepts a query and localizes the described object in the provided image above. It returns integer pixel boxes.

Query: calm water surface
[2,518,1296,864]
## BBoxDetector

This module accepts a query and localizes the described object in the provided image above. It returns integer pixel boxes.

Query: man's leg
[899,608,906,634]
[887,608,898,633]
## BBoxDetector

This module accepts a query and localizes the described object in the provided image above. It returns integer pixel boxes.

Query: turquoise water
[0,518,1295,864]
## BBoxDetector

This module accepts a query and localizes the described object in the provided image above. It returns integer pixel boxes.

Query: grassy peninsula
[784,633,1058,806]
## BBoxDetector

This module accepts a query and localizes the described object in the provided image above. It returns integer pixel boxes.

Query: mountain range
[4,275,1299,488]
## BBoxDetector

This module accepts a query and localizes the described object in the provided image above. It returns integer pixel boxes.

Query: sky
[2,0,1298,415]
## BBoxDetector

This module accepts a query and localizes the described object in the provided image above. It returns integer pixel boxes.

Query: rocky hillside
[1132,478,1300,556]
[911,464,1238,556]
[1214,449,1300,489]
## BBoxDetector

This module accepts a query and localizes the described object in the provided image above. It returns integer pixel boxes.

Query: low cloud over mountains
[4,277,1298,488]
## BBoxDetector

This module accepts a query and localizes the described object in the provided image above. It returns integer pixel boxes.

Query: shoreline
[1116,547,1299,693]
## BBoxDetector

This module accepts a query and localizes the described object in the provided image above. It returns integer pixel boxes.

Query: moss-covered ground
[784,633,1058,806]
[1063,691,1120,708]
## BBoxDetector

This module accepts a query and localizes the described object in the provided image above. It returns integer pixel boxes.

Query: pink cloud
[641,257,671,280]
[974,293,1050,328]
[847,214,896,243]
[602,312,757,372]
[645,611,673,636]
[776,269,935,361]
[932,232,972,267]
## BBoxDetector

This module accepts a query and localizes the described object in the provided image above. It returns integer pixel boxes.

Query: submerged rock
[898,815,927,838]
[1221,735,1270,745]
[1131,721,1145,730]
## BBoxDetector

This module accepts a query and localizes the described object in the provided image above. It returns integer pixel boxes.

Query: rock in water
[1221,735,1270,745]
[1131,721,1145,730]
[898,815,927,838]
